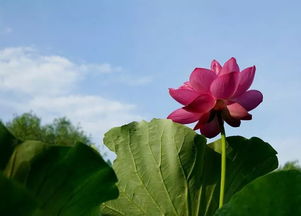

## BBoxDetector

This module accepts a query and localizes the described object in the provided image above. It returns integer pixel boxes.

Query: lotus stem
[218,113,226,208]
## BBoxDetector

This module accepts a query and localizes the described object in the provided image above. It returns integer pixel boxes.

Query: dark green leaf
[0,122,19,170]
[25,143,119,216]
[3,140,48,182]
[101,119,278,216]
[0,172,36,216]
[215,170,301,216]
[207,136,278,214]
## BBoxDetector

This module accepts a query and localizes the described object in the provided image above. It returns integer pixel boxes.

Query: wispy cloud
[0,27,13,34]
[0,47,79,96]
[114,74,153,86]
[79,63,122,74]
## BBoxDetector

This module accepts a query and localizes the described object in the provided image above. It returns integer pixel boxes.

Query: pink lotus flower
[167,57,263,138]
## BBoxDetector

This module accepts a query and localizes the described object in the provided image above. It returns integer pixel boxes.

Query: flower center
[214,99,227,111]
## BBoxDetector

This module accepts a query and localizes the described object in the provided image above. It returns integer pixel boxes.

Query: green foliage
[278,160,301,171]
[0,121,119,215]
[101,119,278,216]
[6,112,92,146]
[3,116,295,216]
[215,170,301,216]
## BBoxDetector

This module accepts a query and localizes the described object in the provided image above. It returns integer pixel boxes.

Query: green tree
[5,112,93,147]
[278,160,301,171]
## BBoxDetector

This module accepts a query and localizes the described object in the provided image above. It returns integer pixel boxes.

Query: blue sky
[0,0,300,164]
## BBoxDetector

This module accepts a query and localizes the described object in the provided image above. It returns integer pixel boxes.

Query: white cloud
[0,47,151,96]
[0,47,129,96]
[0,47,79,96]
[0,47,144,156]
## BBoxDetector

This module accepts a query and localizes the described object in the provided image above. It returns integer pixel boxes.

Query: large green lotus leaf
[0,172,37,216]
[215,170,301,216]
[101,119,278,216]
[22,142,119,216]
[0,122,20,170]
[0,121,119,216]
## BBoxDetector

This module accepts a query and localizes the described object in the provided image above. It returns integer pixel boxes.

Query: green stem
[217,113,226,209]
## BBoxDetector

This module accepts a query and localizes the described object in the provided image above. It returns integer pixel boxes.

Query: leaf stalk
[217,113,226,208]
